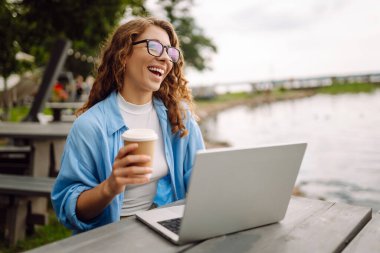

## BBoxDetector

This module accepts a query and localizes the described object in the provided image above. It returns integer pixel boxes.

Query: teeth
[148,67,164,75]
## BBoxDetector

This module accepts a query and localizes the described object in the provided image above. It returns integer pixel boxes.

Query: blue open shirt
[51,91,205,233]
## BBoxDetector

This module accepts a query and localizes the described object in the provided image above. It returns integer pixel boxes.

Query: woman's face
[123,25,174,98]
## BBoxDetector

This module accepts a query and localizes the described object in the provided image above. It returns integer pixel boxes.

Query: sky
[2,0,379,91]
[148,0,380,86]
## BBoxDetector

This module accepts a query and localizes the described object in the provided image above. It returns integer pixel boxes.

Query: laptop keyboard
[158,218,182,235]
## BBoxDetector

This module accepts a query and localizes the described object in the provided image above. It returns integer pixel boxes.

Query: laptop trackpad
[167,205,185,216]
[137,205,185,222]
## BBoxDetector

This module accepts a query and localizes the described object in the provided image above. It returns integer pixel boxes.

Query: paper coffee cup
[121,129,158,167]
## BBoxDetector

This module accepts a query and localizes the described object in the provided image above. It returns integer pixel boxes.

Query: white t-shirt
[117,93,168,216]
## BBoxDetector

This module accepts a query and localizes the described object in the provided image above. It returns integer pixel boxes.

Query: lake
[200,89,380,211]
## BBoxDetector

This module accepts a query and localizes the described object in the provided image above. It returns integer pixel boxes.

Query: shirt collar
[104,91,169,136]
[104,91,126,136]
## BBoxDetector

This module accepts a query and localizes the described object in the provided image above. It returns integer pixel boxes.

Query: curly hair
[76,17,195,137]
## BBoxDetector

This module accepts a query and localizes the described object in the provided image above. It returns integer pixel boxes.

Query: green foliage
[14,0,148,76]
[8,106,29,122]
[0,106,51,122]
[0,3,23,80]
[0,2,32,119]
[1,0,216,78]
[157,0,217,70]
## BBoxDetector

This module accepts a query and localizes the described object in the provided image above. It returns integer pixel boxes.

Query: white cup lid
[122,129,158,142]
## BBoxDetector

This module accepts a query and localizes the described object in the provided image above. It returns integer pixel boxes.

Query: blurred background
[1,0,380,251]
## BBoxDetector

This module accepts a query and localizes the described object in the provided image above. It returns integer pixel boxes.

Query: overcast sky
[157,0,380,86]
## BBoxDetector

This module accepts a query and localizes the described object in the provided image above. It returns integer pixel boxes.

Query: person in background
[51,81,68,102]
[75,75,85,101]
[51,16,205,233]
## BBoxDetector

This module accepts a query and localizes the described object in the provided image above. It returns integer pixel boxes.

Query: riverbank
[195,88,317,148]
[195,89,316,122]
[195,82,380,148]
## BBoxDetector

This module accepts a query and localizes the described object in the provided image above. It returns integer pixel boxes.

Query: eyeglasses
[132,39,181,63]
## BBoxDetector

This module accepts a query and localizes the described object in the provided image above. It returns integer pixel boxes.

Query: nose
[157,48,172,63]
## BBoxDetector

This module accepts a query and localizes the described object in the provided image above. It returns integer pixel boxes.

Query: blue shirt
[51,91,205,233]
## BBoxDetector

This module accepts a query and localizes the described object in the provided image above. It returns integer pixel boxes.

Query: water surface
[201,90,380,210]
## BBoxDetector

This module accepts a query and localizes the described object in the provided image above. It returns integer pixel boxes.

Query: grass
[195,82,379,108]
[0,107,52,122]
[0,210,71,253]
[7,107,29,122]
[317,82,378,94]
[195,91,255,105]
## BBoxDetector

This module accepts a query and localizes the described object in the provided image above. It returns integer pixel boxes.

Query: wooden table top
[0,174,55,197]
[25,197,374,253]
[0,122,72,139]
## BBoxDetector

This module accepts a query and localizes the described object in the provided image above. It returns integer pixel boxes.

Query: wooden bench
[343,211,380,252]
[0,143,59,177]
[0,145,34,175]
[0,174,55,246]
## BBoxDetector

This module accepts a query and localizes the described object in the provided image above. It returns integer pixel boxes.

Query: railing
[191,72,380,99]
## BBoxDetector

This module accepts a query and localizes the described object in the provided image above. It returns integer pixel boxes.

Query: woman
[51,17,205,233]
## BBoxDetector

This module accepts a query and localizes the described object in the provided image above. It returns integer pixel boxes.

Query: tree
[0,2,31,120]
[157,0,217,71]
[15,0,216,75]
[16,0,148,76]
[0,0,217,110]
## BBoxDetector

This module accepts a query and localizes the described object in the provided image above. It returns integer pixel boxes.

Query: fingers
[115,143,138,160]
[113,154,151,171]
[113,167,152,187]
[111,144,153,187]
[114,166,152,177]
[116,176,151,186]
[123,154,151,166]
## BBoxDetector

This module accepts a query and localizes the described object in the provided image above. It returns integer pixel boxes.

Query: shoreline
[195,89,317,148]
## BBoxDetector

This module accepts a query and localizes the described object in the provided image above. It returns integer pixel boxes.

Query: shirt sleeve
[51,120,111,232]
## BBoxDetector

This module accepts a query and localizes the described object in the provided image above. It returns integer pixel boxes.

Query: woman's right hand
[104,143,152,197]
[77,143,151,221]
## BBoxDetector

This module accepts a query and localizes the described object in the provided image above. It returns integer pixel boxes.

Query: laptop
[136,143,307,245]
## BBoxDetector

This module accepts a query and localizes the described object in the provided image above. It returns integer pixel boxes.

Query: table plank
[0,122,71,139]
[25,197,372,253]
[185,197,372,253]
[25,217,194,253]
[0,174,55,197]
[342,211,380,252]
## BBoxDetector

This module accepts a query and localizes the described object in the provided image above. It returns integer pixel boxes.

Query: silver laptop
[136,143,307,245]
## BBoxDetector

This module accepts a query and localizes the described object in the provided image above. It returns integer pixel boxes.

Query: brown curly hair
[76,17,195,137]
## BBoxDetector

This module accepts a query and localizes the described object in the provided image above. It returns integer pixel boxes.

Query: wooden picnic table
[0,122,71,244]
[0,174,54,197]
[0,174,55,245]
[0,122,72,176]
[25,197,377,253]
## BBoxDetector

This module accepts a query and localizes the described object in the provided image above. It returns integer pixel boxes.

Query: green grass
[317,82,378,94]
[7,107,29,122]
[0,210,71,253]
[195,91,256,106]
[0,107,52,122]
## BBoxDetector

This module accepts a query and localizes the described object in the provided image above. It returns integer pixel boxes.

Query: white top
[117,93,168,216]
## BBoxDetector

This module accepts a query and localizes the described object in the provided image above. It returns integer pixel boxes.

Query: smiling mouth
[148,66,164,77]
